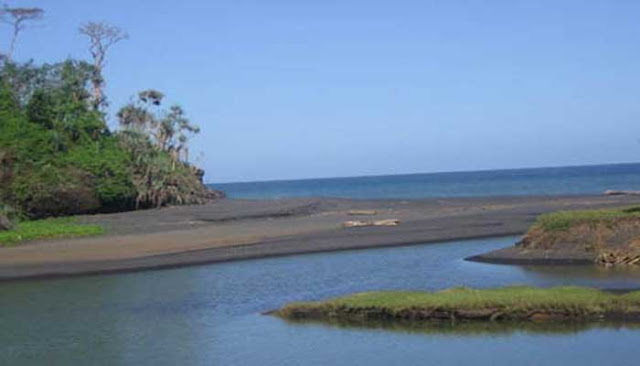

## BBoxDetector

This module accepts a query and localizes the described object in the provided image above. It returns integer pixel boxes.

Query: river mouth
[4,236,640,365]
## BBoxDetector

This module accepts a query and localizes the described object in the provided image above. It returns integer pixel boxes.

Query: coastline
[2,194,640,281]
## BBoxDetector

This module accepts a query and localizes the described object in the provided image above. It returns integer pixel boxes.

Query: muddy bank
[277,304,640,323]
[2,194,640,280]
[468,213,640,266]
[274,287,640,324]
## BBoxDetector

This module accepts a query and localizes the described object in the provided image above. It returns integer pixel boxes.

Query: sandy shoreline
[2,195,640,281]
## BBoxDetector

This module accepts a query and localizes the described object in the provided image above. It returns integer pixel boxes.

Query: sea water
[212,163,640,199]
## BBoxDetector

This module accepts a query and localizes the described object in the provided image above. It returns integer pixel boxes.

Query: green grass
[534,206,640,231]
[277,286,640,320]
[0,217,104,246]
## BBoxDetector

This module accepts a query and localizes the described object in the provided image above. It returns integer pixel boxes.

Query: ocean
[211,162,640,200]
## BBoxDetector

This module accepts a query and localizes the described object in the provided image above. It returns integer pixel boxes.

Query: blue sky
[5,0,640,182]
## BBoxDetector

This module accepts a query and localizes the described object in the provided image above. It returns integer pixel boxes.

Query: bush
[11,165,101,217]
[0,217,104,245]
[63,138,137,211]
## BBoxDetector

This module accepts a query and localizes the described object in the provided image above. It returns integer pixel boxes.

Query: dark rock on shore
[205,188,227,200]
[466,246,595,265]
[0,214,13,231]
[604,190,640,196]
[276,301,640,324]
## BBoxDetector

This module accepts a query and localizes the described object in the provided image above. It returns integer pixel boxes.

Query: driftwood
[596,250,640,266]
[343,219,399,228]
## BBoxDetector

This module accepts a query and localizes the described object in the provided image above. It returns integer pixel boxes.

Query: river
[2,236,640,365]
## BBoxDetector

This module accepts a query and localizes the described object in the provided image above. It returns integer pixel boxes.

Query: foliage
[278,286,640,320]
[0,8,213,222]
[117,90,207,208]
[534,206,640,232]
[0,217,104,246]
[117,90,200,160]
[0,59,210,218]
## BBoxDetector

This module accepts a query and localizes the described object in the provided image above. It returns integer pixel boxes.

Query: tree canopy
[0,15,214,218]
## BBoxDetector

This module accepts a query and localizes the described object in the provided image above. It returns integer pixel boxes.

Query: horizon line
[207,160,640,186]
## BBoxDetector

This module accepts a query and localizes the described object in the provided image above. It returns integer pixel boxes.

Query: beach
[2,194,640,280]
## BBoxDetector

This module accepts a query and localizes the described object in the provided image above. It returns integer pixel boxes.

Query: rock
[347,210,378,216]
[205,188,227,200]
[604,190,640,196]
[343,219,399,228]
[0,214,13,231]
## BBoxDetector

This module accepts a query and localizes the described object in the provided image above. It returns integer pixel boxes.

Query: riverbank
[2,194,640,280]
[274,286,640,323]
[467,206,640,265]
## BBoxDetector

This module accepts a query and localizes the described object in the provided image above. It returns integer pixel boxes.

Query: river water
[2,236,640,365]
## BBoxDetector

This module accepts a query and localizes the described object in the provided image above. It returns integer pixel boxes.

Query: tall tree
[116,90,206,208]
[0,5,44,60]
[78,21,128,110]
[117,89,200,163]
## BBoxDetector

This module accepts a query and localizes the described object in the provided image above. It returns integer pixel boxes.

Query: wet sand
[2,195,640,280]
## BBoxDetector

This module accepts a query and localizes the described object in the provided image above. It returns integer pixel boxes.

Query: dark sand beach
[2,194,640,280]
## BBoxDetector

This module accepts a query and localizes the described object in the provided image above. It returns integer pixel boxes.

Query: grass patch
[0,217,104,246]
[534,206,640,231]
[277,286,640,322]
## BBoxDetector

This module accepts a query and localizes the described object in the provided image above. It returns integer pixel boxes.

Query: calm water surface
[3,236,640,365]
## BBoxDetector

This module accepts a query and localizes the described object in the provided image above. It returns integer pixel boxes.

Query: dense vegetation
[0,60,213,220]
[0,6,216,225]
[276,286,640,323]
[533,206,640,232]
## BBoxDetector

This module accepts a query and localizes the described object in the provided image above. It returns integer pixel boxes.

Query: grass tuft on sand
[534,206,640,231]
[0,217,104,246]
[276,286,640,322]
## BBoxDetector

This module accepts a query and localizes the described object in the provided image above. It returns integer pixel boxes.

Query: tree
[117,90,200,163]
[0,6,44,60]
[116,90,206,208]
[78,21,128,110]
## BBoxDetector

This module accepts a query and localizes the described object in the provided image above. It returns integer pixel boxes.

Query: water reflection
[517,265,640,289]
[279,317,640,337]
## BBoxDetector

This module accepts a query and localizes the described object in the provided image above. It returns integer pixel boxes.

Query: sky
[4,0,640,183]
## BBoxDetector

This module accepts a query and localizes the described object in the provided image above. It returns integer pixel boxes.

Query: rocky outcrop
[205,188,227,200]
[518,218,640,253]
[605,190,640,196]
[21,169,102,218]
[469,217,640,266]
[0,214,13,231]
